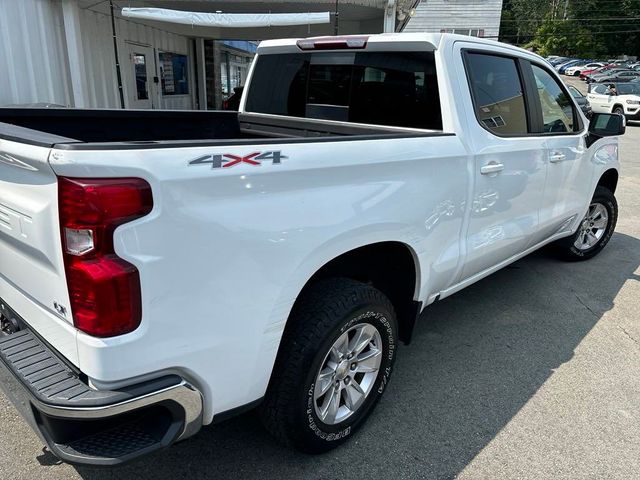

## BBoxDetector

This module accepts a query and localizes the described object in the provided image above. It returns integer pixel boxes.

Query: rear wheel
[260,278,398,453]
[556,186,617,261]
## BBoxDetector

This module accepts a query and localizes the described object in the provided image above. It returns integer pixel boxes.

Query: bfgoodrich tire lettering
[260,278,398,453]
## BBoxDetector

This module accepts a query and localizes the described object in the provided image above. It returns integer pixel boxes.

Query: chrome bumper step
[0,299,203,466]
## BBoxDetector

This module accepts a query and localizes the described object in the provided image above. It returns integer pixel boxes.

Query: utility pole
[110,0,125,109]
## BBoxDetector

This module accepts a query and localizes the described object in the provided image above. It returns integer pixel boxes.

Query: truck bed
[0,109,436,150]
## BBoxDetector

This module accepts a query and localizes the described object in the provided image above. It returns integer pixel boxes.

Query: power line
[494,29,640,39]
[499,17,640,22]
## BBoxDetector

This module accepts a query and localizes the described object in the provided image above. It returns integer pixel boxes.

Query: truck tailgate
[0,137,77,363]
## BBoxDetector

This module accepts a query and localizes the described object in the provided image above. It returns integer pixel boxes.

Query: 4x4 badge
[188,151,287,169]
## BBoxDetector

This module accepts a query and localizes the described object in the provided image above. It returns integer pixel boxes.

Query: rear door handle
[549,152,566,163]
[480,162,504,175]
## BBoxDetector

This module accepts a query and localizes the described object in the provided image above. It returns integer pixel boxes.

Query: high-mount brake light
[296,36,369,50]
[58,177,153,337]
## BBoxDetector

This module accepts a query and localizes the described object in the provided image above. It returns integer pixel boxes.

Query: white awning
[121,7,331,28]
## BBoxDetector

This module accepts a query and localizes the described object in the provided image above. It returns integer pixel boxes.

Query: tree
[524,17,605,57]
[500,0,640,58]
[500,0,552,44]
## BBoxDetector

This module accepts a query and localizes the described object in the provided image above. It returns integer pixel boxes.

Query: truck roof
[257,32,542,62]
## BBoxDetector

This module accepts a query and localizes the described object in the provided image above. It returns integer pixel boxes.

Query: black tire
[574,71,580,76]
[556,186,617,261]
[613,106,625,117]
[260,278,398,453]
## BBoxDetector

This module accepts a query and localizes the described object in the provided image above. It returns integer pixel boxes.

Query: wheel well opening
[598,169,618,194]
[298,242,420,344]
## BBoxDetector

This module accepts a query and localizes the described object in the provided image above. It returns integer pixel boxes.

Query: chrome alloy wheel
[574,202,609,251]
[313,323,383,425]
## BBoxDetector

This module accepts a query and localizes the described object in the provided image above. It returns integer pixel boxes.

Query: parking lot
[1,107,639,479]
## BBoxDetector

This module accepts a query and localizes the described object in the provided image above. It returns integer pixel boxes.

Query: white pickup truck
[0,33,625,466]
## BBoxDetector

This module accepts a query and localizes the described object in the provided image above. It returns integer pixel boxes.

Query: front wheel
[260,278,398,453]
[613,106,625,117]
[556,186,617,261]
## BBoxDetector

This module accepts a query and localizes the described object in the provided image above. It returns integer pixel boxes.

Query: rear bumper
[0,299,203,466]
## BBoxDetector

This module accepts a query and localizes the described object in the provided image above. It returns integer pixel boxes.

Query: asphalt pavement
[1,82,639,479]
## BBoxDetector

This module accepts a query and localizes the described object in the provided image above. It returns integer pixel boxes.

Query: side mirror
[586,112,625,147]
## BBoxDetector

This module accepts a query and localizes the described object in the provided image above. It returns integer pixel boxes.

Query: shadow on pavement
[74,232,640,480]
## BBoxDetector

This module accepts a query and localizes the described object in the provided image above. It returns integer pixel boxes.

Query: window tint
[568,86,583,99]
[465,53,528,135]
[531,64,575,133]
[244,51,442,130]
[618,83,640,95]
[591,84,607,95]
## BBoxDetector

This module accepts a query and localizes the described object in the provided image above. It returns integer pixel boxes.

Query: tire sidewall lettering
[304,309,396,442]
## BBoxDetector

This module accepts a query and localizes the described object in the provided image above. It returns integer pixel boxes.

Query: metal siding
[81,8,120,108]
[0,0,70,106]
[77,8,193,109]
[2,1,216,110]
[403,0,503,38]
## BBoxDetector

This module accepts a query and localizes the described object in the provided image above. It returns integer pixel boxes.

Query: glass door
[126,43,156,109]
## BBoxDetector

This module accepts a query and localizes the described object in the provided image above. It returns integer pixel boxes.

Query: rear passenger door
[456,48,549,280]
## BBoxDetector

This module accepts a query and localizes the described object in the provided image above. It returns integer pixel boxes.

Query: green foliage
[500,0,551,43]
[524,17,606,57]
[500,0,640,58]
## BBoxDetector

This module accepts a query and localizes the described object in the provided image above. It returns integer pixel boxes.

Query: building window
[159,52,189,95]
[221,50,252,99]
[133,54,149,100]
[440,28,484,37]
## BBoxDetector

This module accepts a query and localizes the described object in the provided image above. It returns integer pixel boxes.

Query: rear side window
[465,52,528,135]
[244,51,442,130]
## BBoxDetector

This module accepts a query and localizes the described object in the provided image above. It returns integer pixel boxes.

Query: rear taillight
[58,177,153,337]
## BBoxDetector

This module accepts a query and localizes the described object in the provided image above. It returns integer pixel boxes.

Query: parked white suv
[587,82,640,119]
[0,33,625,466]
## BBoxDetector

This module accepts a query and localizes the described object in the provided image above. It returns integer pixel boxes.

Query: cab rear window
[244,51,442,130]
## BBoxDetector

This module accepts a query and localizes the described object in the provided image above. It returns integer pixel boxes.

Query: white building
[0,0,410,110]
[402,0,503,39]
